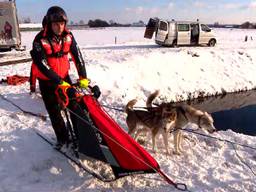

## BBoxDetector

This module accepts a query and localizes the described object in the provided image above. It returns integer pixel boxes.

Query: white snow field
[0,27,255,192]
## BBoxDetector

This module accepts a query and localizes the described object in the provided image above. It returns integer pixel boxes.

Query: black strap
[177,106,188,120]
[46,37,68,58]
[197,115,203,128]
[0,93,47,121]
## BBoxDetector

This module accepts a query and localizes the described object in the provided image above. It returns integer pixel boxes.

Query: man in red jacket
[30,6,100,148]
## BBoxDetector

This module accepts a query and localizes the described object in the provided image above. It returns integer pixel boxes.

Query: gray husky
[145,91,216,155]
[169,104,216,155]
[125,90,176,154]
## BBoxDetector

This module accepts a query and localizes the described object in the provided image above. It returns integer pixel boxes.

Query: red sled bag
[0,75,29,85]
[82,95,159,174]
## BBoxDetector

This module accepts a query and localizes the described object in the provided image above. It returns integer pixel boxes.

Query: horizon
[14,0,256,25]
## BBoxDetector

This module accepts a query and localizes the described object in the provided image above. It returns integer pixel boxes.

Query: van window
[178,24,190,32]
[159,21,168,31]
[201,24,210,32]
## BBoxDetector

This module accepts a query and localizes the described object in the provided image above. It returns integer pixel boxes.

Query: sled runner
[36,130,115,182]
[54,85,187,191]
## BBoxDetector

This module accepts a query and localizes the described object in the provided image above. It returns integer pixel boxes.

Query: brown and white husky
[125,90,176,154]
[126,90,216,155]
[146,91,216,155]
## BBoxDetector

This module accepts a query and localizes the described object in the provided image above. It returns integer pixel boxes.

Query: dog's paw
[173,150,181,155]
[137,138,145,145]
[178,148,184,154]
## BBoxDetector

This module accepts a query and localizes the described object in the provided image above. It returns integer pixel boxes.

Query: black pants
[39,76,77,144]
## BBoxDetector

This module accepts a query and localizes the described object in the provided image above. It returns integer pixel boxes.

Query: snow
[0,27,256,192]
[19,23,42,29]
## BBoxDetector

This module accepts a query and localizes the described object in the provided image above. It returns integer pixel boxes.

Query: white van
[0,1,22,51]
[144,18,217,47]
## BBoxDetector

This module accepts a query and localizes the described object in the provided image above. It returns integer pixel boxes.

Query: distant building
[131,21,145,27]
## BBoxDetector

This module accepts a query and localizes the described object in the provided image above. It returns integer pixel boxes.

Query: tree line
[212,21,256,29]
[20,17,145,27]
[240,22,256,29]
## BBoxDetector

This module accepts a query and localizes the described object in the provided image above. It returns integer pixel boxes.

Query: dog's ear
[204,112,214,122]
[161,105,176,117]
[204,112,208,115]
[204,111,212,117]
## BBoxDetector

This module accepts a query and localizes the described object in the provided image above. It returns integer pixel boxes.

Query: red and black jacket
[30,28,87,89]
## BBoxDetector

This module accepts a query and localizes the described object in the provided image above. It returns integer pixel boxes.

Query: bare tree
[79,20,85,25]
[23,17,31,23]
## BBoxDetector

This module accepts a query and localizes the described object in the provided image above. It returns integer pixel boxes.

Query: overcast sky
[16,0,256,24]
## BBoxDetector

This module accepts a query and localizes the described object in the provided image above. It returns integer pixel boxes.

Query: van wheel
[172,40,178,47]
[208,39,216,47]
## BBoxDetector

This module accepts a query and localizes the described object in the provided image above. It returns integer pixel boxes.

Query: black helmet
[42,15,47,28]
[46,6,68,23]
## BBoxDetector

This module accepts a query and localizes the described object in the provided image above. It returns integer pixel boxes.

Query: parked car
[144,18,217,47]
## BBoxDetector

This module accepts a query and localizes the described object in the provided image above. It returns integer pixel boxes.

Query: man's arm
[69,33,87,78]
[30,37,62,84]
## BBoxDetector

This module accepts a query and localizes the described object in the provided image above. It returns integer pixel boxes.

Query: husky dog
[168,104,216,155]
[125,90,176,154]
[145,92,216,155]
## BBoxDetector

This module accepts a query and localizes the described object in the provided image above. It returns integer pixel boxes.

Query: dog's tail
[125,99,137,114]
[146,90,160,109]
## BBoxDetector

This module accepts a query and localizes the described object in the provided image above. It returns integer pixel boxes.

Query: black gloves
[91,85,101,99]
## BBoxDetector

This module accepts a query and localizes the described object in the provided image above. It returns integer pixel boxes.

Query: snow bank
[0,27,255,192]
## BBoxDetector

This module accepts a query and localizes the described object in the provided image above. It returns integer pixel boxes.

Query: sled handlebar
[69,82,93,90]
[70,83,101,100]
[55,83,98,108]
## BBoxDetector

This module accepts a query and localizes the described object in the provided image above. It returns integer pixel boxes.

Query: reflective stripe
[42,59,50,69]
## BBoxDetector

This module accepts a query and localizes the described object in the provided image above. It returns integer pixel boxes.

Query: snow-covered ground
[19,23,42,29]
[0,27,256,192]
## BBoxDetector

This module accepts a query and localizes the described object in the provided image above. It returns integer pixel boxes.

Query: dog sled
[52,84,187,190]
